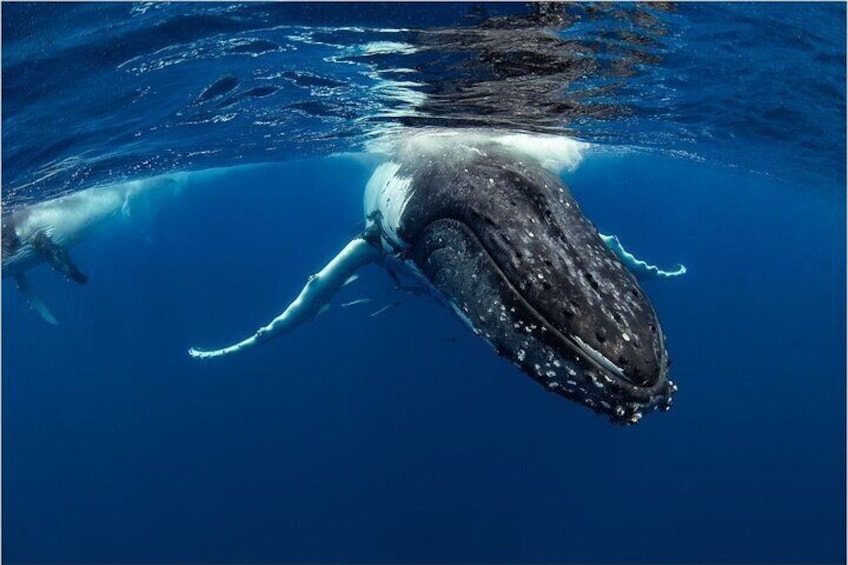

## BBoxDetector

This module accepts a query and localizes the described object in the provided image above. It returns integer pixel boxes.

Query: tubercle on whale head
[375,137,676,424]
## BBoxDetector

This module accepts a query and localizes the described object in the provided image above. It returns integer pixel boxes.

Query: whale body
[2,175,183,323]
[190,130,682,424]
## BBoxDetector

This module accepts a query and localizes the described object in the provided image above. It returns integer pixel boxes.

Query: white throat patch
[363,161,414,250]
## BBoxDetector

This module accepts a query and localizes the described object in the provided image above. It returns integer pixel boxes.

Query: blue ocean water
[2,3,845,564]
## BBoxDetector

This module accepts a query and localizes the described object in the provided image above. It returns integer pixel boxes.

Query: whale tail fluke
[600,233,687,281]
[189,236,383,360]
[15,274,58,325]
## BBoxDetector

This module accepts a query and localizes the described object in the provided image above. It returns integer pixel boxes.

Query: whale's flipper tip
[187,236,382,361]
[600,232,687,281]
[663,264,688,277]
[650,263,687,278]
[190,347,229,359]
[37,305,59,326]
[15,273,59,325]
[188,347,207,359]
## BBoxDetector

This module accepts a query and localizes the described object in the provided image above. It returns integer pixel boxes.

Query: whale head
[374,134,675,424]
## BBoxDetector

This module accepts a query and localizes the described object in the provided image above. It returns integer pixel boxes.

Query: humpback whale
[190,130,684,424]
[2,175,183,324]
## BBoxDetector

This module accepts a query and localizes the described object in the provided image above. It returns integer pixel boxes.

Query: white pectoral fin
[15,274,59,325]
[600,233,687,280]
[189,237,382,359]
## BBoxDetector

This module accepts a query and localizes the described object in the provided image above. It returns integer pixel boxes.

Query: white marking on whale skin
[363,161,414,250]
[15,187,127,249]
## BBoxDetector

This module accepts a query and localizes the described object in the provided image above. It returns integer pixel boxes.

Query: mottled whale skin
[191,131,678,424]
[365,132,675,423]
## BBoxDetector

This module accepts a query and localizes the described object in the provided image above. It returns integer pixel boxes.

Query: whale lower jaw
[410,218,675,424]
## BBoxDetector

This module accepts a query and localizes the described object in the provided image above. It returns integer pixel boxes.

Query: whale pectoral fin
[121,194,132,217]
[189,236,383,359]
[31,231,88,284]
[15,274,59,325]
[600,233,687,280]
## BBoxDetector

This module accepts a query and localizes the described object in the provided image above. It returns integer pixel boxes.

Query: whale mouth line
[569,334,635,385]
[514,284,659,391]
[428,216,661,392]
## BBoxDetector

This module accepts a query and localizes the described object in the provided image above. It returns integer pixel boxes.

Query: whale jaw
[396,142,675,423]
[412,218,674,424]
